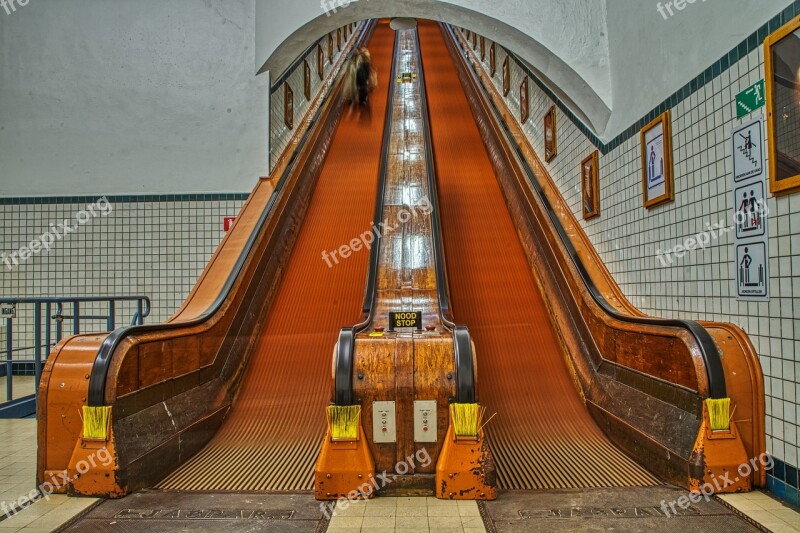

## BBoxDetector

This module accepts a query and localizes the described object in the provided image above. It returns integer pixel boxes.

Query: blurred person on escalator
[345,47,377,106]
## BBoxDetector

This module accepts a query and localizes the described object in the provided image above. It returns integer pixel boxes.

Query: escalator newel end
[435,403,497,501]
[688,397,750,495]
[315,404,376,501]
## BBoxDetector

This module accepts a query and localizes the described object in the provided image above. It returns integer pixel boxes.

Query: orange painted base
[67,429,126,498]
[315,421,377,501]
[689,404,751,494]
[435,424,497,500]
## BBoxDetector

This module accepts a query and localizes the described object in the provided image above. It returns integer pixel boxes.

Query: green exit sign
[736,80,765,118]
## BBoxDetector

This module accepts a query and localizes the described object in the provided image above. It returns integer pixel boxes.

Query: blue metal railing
[0,295,150,417]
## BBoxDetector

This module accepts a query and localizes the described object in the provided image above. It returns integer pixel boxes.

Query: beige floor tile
[742,509,787,524]
[427,505,461,517]
[772,508,800,522]
[456,501,481,517]
[367,497,397,508]
[428,516,463,529]
[460,515,484,528]
[362,515,397,529]
[332,502,366,517]
[364,505,396,517]
[396,505,428,517]
[396,516,429,529]
[327,516,363,529]
[0,512,37,529]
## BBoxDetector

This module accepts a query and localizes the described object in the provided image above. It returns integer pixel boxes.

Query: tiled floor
[1,418,798,532]
[719,491,800,532]
[0,420,98,532]
[327,496,486,533]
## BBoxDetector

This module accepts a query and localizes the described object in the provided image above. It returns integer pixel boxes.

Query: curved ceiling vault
[255,0,612,136]
[256,0,789,142]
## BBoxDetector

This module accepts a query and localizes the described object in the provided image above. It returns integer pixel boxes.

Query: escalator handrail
[355,31,401,328]
[443,23,726,399]
[414,28,476,404]
[335,30,400,405]
[86,21,378,407]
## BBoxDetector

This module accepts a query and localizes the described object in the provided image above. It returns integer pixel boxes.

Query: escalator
[154,21,396,492]
[37,20,396,495]
[417,20,764,491]
[417,20,656,490]
[38,17,763,500]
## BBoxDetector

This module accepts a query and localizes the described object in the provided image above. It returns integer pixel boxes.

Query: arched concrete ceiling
[256,0,793,142]
[256,0,612,134]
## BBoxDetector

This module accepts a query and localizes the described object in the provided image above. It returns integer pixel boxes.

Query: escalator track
[417,20,659,490]
[157,20,396,492]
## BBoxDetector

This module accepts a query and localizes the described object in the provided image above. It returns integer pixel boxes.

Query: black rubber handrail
[87,21,378,406]
[443,23,725,399]
[414,28,475,404]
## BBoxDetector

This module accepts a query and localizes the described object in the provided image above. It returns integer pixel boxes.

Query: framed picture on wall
[303,59,311,101]
[328,34,334,64]
[284,83,294,130]
[480,36,485,61]
[581,151,600,220]
[502,56,510,96]
[520,77,529,124]
[489,42,496,77]
[640,110,674,208]
[317,44,324,80]
[765,15,800,195]
[544,105,557,162]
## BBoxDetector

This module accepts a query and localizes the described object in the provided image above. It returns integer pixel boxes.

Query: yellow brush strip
[82,406,111,440]
[706,398,731,431]
[327,405,360,440]
[451,403,480,437]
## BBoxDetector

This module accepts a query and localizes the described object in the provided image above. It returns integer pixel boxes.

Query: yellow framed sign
[641,111,674,208]
[764,15,800,195]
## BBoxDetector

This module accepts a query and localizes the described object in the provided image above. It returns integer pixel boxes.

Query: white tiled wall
[270,22,365,171]
[0,197,245,377]
[456,28,800,471]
